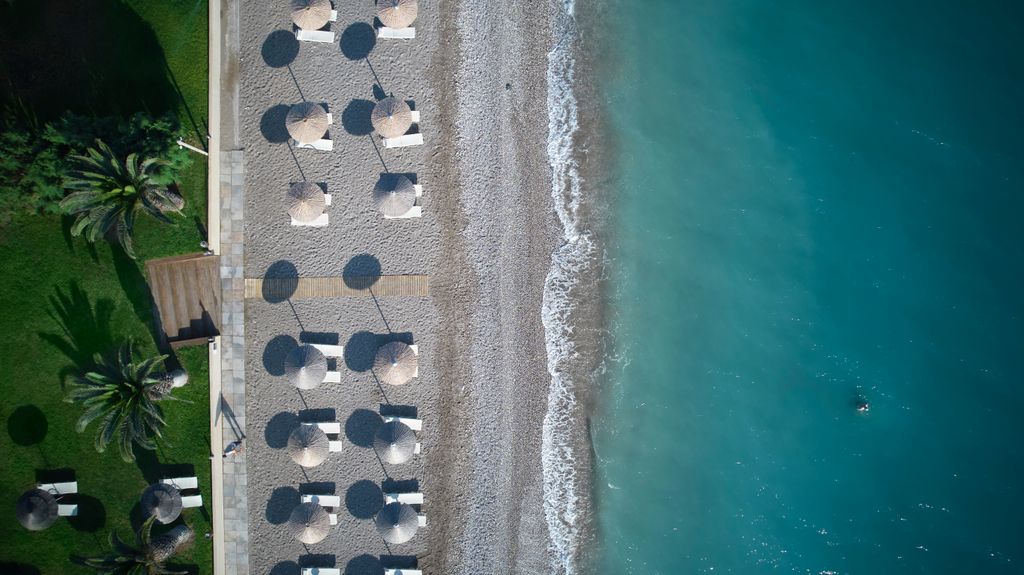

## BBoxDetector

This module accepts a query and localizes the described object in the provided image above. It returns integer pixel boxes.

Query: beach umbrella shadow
[343,254,382,291]
[262,29,300,68]
[345,554,383,575]
[266,486,301,525]
[342,99,376,136]
[345,408,382,447]
[344,331,381,372]
[345,480,384,519]
[269,561,300,575]
[263,260,299,303]
[261,105,293,144]
[8,405,47,447]
[340,22,376,61]
[264,335,299,376]
[68,494,105,533]
[265,411,301,449]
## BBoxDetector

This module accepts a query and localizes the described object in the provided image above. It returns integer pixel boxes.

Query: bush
[0,110,193,224]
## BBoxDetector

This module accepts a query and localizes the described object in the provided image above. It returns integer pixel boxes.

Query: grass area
[0,1,212,573]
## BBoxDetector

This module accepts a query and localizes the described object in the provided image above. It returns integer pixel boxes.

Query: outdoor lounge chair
[323,371,341,383]
[301,494,340,525]
[302,421,343,452]
[384,492,424,505]
[329,10,337,22]
[181,495,203,508]
[292,213,329,227]
[382,133,423,149]
[418,514,427,527]
[296,29,335,43]
[410,344,420,378]
[161,477,199,490]
[410,110,421,123]
[384,570,422,575]
[293,138,334,151]
[303,569,341,575]
[37,481,78,495]
[58,504,79,517]
[378,26,416,39]
[310,343,343,357]
[382,415,422,432]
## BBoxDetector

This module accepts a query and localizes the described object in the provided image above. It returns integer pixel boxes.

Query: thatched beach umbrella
[374,501,419,543]
[288,425,329,467]
[288,502,331,544]
[285,345,328,390]
[373,175,416,217]
[141,483,183,524]
[373,420,417,464]
[291,0,332,30]
[286,102,329,144]
[288,182,326,222]
[377,0,418,29]
[16,489,58,531]
[371,97,413,138]
[374,341,418,386]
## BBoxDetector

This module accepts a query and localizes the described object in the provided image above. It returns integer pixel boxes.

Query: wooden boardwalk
[145,253,222,347]
[244,275,431,300]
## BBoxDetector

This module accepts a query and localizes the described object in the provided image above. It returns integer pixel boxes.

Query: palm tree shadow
[37,281,118,385]
[110,245,176,360]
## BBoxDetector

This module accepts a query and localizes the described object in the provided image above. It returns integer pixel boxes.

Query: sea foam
[542,1,594,573]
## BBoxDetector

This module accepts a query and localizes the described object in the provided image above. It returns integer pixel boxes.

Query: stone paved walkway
[219,150,248,575]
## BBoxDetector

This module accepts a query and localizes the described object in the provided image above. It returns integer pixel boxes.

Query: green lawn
[0,1,212,573]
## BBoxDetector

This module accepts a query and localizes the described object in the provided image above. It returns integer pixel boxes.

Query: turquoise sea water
[590,1,1024,573]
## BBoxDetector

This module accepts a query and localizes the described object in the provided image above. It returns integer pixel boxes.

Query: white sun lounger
[181,495,203,508]
[303,421,344,452]
[301,494,341,508]
[58,504,79,516]
[410,111,420,123]
[303,568,341,575]
[296,29,336,43]
[410,345,420,378]
[293,138,334,151]
[418,514,427,527]
[384,206,421,219]
[303,419,344,431]
[378,26,415,39]
[384,570,422,575]
[292,213,329,227]
[38,481,78,495]
[310,343,343,357]
[382,133,423,149]
[162,476,198,490]
[384,492,424,505]
[323,370,341,383]
[415,443,422,454]
[382,415,421,432]
[326,112,333,124]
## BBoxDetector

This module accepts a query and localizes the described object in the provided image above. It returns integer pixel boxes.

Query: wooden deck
[245,275,430,300]
[145,253,222,347]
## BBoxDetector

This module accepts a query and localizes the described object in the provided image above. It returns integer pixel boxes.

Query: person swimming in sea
[856,399,870,413]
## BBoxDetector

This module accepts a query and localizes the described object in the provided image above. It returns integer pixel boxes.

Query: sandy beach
[240,1,566,573]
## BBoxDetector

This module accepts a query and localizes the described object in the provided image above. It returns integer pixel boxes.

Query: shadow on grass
[7,405,47,446]
[38,281,117,383]
[0,0,177,123]
[110,245,174,359]
[0,563,40,575]
[68,494,106,533]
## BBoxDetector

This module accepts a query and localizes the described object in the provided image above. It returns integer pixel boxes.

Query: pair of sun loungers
[301,570,421,575]
[37,481,79,517]
[162,476,204,508]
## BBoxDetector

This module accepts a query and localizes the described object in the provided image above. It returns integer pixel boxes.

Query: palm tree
[60,139,184,259]
[74,516,194,575]
[65,341,177,462]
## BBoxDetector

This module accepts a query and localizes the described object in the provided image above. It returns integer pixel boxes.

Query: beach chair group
[291,109,335,152]
[312,343,344,382]
[162,476,204,509]
[301,569,422,575]
[37,480,79,518]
